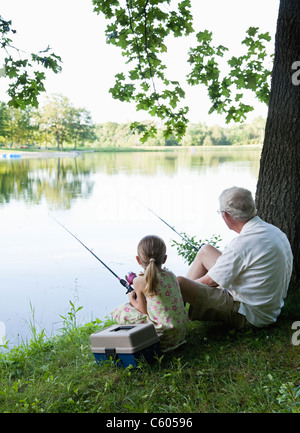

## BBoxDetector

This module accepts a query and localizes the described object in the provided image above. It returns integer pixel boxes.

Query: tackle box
[90,324,161,368]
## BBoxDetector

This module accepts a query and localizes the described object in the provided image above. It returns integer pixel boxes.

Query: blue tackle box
[90,324,161,368]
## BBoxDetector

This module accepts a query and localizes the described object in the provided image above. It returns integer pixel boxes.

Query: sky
[0,0,280,126]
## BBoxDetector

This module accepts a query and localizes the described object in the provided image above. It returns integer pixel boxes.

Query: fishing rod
[49,215,134,293]
[134,197,204,252]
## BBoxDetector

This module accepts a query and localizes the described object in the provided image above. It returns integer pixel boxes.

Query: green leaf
[94,4,272,141]
[247,26,259,37]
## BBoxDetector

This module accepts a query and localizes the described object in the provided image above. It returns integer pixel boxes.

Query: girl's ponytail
[144,258,159,296]
[137,235,166,297]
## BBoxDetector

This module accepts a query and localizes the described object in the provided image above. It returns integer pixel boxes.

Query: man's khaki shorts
[188,284,253,331]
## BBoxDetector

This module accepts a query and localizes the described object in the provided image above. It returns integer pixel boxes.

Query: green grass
[0,301,299,414]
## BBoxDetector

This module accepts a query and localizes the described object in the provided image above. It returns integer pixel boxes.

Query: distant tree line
[0,94,96,150]
[0,93,265,149]
[181,117,265,146]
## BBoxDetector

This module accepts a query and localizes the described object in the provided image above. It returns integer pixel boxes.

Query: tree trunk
[56,129,60,151]
[255,0,300,289]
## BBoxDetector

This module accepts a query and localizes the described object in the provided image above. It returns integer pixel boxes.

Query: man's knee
[199,243,221,268]
[201,243,219,255]
[194,243,206,259]
[193,244,217,260]
[177,275,189,292]
[177,276,201,305]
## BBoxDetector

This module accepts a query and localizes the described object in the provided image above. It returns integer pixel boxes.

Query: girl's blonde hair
[137,235,166,297]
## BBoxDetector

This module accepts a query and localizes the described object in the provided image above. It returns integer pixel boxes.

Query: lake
[0,147,261,346]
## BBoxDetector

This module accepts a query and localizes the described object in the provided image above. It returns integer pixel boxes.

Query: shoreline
[0,144,263,159]
[0,150,86,159]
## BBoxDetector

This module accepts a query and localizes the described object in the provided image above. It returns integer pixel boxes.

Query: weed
[59,300,83,333]
[172,234,222,265]
[277,382,300,413]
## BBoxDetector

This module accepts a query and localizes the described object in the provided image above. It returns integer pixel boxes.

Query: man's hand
[197,274,219,287]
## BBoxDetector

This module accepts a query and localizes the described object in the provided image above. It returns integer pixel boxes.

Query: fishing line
[49,214,133,293]
[133,197,203,251]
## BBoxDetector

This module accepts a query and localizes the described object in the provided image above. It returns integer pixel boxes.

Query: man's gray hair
[219,186,257,221]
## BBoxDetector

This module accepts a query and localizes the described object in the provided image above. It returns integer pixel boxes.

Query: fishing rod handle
[120,279,134,293]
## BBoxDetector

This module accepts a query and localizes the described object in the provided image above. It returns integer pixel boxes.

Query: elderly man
[177,186,293,330]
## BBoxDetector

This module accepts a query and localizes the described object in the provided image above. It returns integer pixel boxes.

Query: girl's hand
[128,290,137,306]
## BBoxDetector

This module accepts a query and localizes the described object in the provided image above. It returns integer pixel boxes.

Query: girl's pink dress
[111,269,187,352]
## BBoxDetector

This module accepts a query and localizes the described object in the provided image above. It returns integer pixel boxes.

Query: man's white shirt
[208,216,293,327]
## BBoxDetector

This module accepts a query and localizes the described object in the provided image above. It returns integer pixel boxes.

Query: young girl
[111,235,187,352]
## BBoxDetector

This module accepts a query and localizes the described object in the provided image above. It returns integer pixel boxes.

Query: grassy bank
[0,305,299,414]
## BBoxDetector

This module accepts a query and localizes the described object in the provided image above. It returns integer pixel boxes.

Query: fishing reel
[125,272,137,285]
[120,279,134,294]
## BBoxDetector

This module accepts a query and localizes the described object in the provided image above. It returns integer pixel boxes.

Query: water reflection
[0,157,94,209]
[0,148,260,208]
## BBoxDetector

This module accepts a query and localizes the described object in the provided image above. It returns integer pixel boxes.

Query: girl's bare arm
[128,276,148,314]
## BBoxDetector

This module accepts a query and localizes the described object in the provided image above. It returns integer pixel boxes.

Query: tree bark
[56,128,60,151]
[255,0,300,288]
